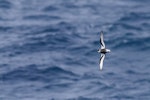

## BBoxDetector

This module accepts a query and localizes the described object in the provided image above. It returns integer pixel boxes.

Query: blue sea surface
[0,0,150,100]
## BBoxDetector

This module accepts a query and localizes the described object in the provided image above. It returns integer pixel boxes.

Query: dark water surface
[0,0,150,100]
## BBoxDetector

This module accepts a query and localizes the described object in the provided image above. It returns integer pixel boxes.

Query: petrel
[97,31,111,70]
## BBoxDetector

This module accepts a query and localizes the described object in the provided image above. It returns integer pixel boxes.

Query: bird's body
[98,31,111,70]
[98,49,110,54]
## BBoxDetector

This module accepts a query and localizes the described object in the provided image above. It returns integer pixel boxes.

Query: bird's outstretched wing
[99,53,105,70]
[100,31,105,49]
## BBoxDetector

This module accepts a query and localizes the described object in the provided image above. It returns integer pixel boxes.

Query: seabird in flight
[97,31,111,70]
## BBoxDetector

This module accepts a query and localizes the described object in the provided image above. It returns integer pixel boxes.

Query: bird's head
[97,49,101,53]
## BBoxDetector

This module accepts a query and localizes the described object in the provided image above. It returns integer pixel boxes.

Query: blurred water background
[0,0,150,100]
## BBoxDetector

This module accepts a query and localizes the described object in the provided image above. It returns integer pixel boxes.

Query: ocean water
[0,0,150,100]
